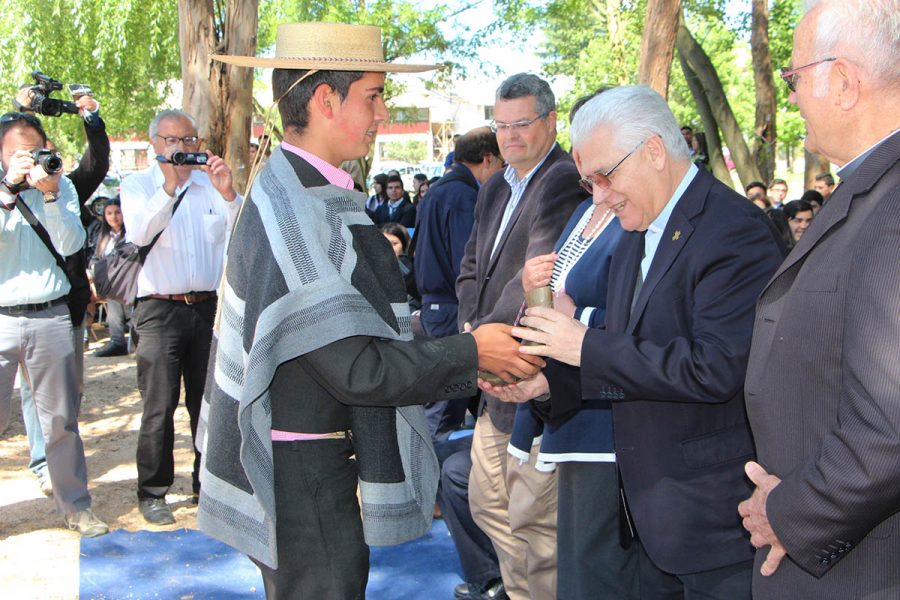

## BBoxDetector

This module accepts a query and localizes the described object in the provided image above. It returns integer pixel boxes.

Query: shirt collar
[647,163,699,235]
[280,142,355,190]
[504,143,557,188]
[837,129,899,180]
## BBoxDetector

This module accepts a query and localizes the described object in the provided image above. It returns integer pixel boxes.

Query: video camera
[17,71,91,118]
[156,151,208,166]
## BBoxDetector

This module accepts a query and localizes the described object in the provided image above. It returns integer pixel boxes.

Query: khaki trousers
[469,410,558,600]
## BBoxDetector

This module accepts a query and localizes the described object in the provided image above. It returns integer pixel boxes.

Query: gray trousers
[0,305,91,515]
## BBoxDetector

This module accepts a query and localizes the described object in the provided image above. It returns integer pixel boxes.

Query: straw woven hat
[211,22,436,73]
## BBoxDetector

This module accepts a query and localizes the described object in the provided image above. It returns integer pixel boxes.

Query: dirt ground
[0,326,200,599]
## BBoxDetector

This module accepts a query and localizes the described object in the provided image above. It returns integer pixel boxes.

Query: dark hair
[95,196,125,258]
[680,125,694,133]
[428,176,440,185]
[745,181,767,194]
[386,174,403,186]
[272,68,365,134]
[454,127,500,165]
[380,222,410,254]
[814,172,835,186]
[0,112,48,148]
[799,190,824,206]
[496,73,556,116]
[783,199,814,220]
[413,173,427,184]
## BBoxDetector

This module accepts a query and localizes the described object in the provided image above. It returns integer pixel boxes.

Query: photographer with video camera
[120,109,240,525]
[0,111,108,537]
[15,71,110,210]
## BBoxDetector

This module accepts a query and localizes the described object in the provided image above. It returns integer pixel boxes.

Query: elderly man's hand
[203,153,237,202]
[478,372,549,403]
[471,322,544,384]
[522,253,557,292]
[512,306,587,367]
[738,461,788,576]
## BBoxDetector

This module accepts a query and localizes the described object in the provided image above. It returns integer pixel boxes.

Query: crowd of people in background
[1,1,898,599]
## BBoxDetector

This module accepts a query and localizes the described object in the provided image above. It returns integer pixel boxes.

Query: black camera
[157,151,208,166]
[22,72,80,117]
[32,149,63,174]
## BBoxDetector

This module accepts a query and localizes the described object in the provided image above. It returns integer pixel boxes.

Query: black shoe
[454,579,507,600]
[139,498,176,525]
[190,492,199,505]
[94,342,128,357]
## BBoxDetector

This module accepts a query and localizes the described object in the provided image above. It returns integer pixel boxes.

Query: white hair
[804,0,900,87]
[570,85,692,161]
[149,109,197,138]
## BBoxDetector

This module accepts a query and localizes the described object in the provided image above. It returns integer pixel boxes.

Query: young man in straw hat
[196,22,539,599]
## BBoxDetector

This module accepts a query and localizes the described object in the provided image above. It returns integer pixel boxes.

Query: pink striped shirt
[272,142,356,442]
[280,142,355,190]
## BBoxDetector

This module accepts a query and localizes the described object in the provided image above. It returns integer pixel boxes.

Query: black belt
[0,295,68,316]
[141,292,217,305]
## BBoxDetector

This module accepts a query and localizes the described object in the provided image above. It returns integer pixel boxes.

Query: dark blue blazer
[373,198,416,228]
[547,167,786,574]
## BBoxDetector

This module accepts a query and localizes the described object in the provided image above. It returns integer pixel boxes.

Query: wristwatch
[43,191,58,203]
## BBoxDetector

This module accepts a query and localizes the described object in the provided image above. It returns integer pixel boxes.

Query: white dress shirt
[642,163,699,279]
[0,177,85,306]
[120,163,241,296]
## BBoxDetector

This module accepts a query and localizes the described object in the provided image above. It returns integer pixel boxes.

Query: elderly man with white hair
[491,85,785,598]
[739,0,900,598]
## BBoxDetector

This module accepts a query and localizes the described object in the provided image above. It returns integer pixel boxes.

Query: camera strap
[15,185,188,279]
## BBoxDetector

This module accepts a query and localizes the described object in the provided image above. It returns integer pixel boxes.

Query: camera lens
[170,151,187,165]
[43,154,63,173]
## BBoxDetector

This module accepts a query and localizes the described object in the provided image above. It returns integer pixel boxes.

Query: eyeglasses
[154,134,200,146]
[489,112,549,134]
[579,140,645,194]
[1,111,43,128]
[779,57,837,92]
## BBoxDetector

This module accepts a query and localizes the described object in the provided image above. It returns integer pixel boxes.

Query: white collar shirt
[120,162,241,296]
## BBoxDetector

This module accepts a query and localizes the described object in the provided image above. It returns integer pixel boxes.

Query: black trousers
[637,539,753,600]
[557,462,639,600]
[134,297,214,498]
[439,445,502,587]
[252,438,369,600]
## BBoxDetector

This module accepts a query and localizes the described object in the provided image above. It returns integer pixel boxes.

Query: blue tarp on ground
[80,520,462,599]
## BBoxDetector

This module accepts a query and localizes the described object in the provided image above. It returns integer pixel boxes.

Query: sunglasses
[779,57,837,92]
[579,140,645,194]
[1,111,43,128]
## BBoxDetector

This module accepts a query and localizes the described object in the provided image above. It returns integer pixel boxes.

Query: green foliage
[382,139,427,163]
[0,0,180,159]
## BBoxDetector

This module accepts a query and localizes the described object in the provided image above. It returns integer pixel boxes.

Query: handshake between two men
[470,252,586,403]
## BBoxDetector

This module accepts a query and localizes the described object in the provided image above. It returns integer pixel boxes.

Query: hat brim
[210,54,437,73]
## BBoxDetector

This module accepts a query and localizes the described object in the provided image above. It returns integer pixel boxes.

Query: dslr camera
[32,149,63,174]
[17,71,89,117]
[157,151,208,166]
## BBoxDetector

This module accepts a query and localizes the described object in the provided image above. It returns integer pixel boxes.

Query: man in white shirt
[120,109,240,525]
[0,111,107,537]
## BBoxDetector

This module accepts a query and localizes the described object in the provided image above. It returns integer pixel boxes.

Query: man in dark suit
[510,85,785,598]
[739,2,900,598]
[457,72,585,599]
[373,174,416,227]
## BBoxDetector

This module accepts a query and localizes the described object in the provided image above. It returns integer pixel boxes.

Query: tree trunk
[804,149,831,190]
[638,0,682,99]
[178,0,258,194]
[676,17,763,188]
[751,0,777,182]
[678,52,733,186]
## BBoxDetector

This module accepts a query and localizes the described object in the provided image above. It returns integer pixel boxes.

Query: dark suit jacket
[745,131,900,599]
[373,198,416,228]
[457,144,586,432]
[547,167,785,574]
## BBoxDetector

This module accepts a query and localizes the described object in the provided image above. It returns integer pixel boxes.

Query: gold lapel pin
[672,230,681,241]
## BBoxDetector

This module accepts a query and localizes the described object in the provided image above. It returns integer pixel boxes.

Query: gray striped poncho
[196,148,438,569]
